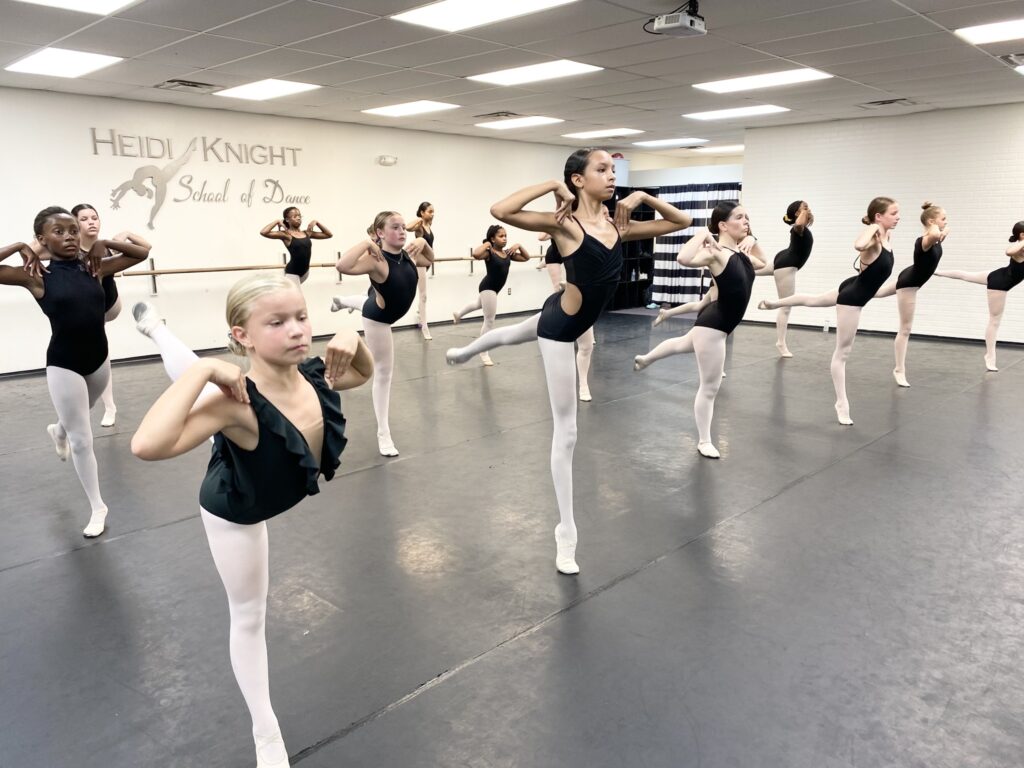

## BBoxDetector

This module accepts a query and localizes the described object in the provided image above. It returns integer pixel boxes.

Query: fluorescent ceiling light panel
[5,47,121,77]
[392,0,579,32]
[632,137,708,147]
[692,144,745,153]
[214,79,320,101]
[693,68,831,93]
[476,116,564,130]
[955,18,1024,45]
[1017,65,1024,74]
[561,128,643,139]
[362,100,459,116]
[13,0,136,13]
[683,104,789,120]
[469,59,601,86]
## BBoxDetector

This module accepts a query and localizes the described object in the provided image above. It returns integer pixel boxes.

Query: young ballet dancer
[0,206,149,536]
[759,197,898,425]
[407,201,436,340]
[259,207,332,284]
[539,232,596,401]
[452,225,530,365]
[131,273,373,768]
[634,202,765,458]
[330,212,432,457]
[873,202,948,385]
[935,220,1024,371]
[445,148,691,573]
[73,202,151,426]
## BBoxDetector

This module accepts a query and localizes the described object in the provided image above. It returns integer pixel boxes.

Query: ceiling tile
[0,0,94,45]
[289,19,442,58]
[205,47,339,78]
[580,35,727,68]
[341,69,456,94]
[138,34,273,69]
[211,1,374,46]
[313,0,421,14]
[620,48,776,78]
[59,19,194,58]
[118,0,285,33]
[756,15,939,56]
[416,48,559,77]
[792,32,966,68]
[0,42,38,68]
[525,18,665,57]
[925,0,1024,29]
[358,34,506,68]
[81,59,199,87]
[290,58,401,86]
[465,1,646,46]
[713,0,915,46]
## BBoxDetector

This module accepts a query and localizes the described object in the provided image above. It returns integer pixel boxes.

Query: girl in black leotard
[445,148,692,574]
[1,207,149,537]
[935,220,1024,372]
[759,197,900,425]
[132,272,372,768]
[330,211,432,456]
[407,202,437,340]
[872,202,948,386]
[758,201,815,357]
[634,202,766,458]
[259,206,332,285]
[452,225,530,365]
[73,203,152,427]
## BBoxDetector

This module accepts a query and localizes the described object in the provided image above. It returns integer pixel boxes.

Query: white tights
[832,306,861,423]
[416,266,429,334]
[772,267,797,352]
[100,298,121,417]
[46,361,110,513]
[363,318,396,442]
[455,290,499,337]
[635,327,726,446]
[576,326,594,394]
[149,324,220,404]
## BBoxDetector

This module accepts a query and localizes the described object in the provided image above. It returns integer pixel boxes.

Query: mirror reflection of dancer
[260,207,332,285]
[452,225,530,365]
[759,197,899,425]
[131,274,373,768]
[935,220,1024,372]
[109,139,195,230]
[407,202,436,340]
[445,148,692,574]
[330,212,432,456]
[872,202,948,386]
[0,207,149,536]
[73,203,151,426]
[634,203,765,458]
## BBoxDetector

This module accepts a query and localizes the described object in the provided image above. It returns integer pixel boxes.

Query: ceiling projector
[653,10,706,37]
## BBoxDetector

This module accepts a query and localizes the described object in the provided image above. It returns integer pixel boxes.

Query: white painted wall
[743,104,1024,342]
[631,163,743,188]
[0,88,569,374]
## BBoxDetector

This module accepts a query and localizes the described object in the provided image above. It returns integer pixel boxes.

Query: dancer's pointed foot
[452,311,460,325]
[254,728,290,768]
[758,299,775,310]
[445,347,464,366]
[984,354,999,372]
[775,342,793,358]
[421,326,432,341]
[893,368,910,387]
[47,423,69,461]
[633,355,649,372]
[132,301,162,336]
[83,507,108,538]
[652,309,668,328]
[835,402,853,426]
[554,524,579,575]
[697,442,720,459]
[480,352,494,366]
[100,407,117,427]
[377,434,399,457]
[578,386,592,402]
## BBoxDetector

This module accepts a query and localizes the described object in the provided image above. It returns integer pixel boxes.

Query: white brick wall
[742,103,1024,342]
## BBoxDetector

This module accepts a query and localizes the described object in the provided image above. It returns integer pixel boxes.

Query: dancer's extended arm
[323,330,374,390]
[93,238,150,277]
[260,220,289,241]
[306,220,333,239]
[336,239,386,278]
[508,244,531,262]
[613,191,692,241]
[490,180,577,234]
[0,243,44,298]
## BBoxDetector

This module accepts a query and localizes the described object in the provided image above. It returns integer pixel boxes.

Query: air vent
[998,53,1024,67]
[855,98,917,110]
[472,111,521,119]
[155,79,221,94]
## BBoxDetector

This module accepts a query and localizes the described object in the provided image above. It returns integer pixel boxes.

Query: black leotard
[986,256,1024,291]
[102,274,118,312]
[284,236,312,276]
[362,249,418,324]
[35,258,107,376]
[895,237,942,290]
[693,250,755,335]
[537,218,622,343]
[544,243,562,265]
[478,247,511,293]
[421,229,434,249]
[199,358,347,525]
[836,247,895,307]
[773,227,813,271]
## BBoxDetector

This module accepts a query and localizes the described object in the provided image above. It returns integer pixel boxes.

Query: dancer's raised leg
[633,329,696,370]
[134,302,219,402]
[934,270,989,284]
[330,294,365,314]
[759,289,839,311]
[446,313,540,365]
[831,306,861,425]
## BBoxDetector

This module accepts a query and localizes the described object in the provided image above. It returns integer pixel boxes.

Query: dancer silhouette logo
[109,139,196,230]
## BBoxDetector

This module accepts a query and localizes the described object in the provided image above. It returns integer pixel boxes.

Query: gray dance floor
[2,313,1022,768]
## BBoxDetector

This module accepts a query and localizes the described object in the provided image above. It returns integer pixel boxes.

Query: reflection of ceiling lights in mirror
[561,129,643,139]
[375,155,398,166]
[632,137,709,147]
[476,116,564,130]
[214,79,320,101]
[683,105,789,120]
[694,68,831,93]
[469,60,602,86]
[5,47,122,77]
[392,0,578,32]
[362,101,460,117]
[13,0,134,13]
[955,18,1024,44]
[691,145,745,154]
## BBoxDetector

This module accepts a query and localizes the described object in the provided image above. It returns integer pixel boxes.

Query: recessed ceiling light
[392,0,579,32]
[561,128,643,139]
[476,116,564,130]
[632,137,709,147]
[683,104,789,120]
[5,47,122,78]
[214,79,320,101]
[362,100,460,117]
[691,144,745,154]
[693,68,831,94]
[13,0,136,13]
[468,59,602,86]
[955,18,1024,45]
[1017,65,1024,74]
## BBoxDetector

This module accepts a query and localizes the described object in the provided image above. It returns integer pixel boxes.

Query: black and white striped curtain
[652,182,743,304]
